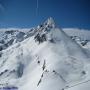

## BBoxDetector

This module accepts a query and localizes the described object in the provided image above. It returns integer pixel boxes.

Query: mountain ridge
[0,18,90,90]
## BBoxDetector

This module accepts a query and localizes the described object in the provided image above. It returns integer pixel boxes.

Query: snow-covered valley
[0,18,90,90]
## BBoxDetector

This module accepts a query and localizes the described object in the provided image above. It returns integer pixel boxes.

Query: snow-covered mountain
[0,17,90,90]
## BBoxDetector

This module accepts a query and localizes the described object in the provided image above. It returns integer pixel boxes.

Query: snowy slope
[63,28,90,40]
[0,18,90,90]
[0,28,37,51]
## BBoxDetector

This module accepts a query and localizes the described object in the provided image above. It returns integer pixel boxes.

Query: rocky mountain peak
[44,17,55,28]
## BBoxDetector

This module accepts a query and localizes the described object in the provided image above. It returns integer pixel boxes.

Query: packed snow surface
[0,18,90,90]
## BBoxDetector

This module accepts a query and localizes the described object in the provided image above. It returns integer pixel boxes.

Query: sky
[0,0,90,29]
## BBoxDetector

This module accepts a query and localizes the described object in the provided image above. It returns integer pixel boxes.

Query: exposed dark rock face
[5,30,16,35]
[0,52,2,57]
[81,40,88,46]
[0,46,3,51]
[34,33,47,43]
[0,69,8,76]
